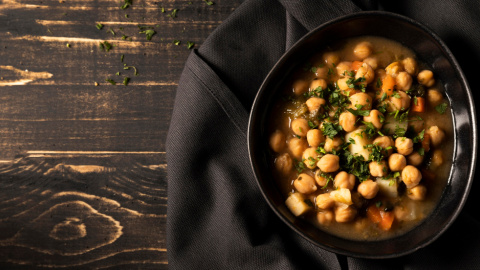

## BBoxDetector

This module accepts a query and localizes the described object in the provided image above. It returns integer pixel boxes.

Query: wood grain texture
[0,0,243,268]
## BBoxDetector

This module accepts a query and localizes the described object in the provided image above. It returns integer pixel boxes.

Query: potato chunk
[285,193,312,217]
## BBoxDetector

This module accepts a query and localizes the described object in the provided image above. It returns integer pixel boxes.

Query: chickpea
[427,126,445,147]
[349,92,372,110]
[373,136,395,156]
[357,180,379,199]
[274,153,293,175]
[427,89,444,107]
[369,160,388,177]
[317,210,334,225]
[389,90,411,111]
[417,70,435,87]
[315,66,329,79]
[288,137,308,159]
[292,79,309,96]
[315,170,329,187]
[337,77,352,91]
[310,79,328,91]
[316,193,335,210]
[402,57,417,75]
[356,63,375,84]
[324,137,343,152]
[334,204,357,223]
[334,171,356,190]
[269,130,285,153]
[388,153,407,171]
[385,62,403,78]
[401,165,422,188]
[303,147,321,169]
[394,206,409,221]
[307,129,325,148]
[363,109,384,129]
[294,173,317,194]
[291,118,310,137]
[305,97,326,113]
[395,137,414,156]
[317,154,340,173]
[322,52,340,65]
[336,61,353,76]
[407,152,424,166]
[353,41,373,59]
[407,184,427,201]
[431,149,444,167]
[363,57,378,70]
[339,111,357,132]
[395,72,412,91]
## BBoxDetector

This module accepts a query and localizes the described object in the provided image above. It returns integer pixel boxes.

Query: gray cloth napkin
[167,0,480,268]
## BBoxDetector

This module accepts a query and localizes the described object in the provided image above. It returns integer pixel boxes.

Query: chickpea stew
[268,36,453,240]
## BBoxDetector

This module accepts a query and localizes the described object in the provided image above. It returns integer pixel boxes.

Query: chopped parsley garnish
[339,150,370,182]
[365,143,385,162]
[123,64,138,75]
[96,23,104,30]
[99,41,113,52]
[294,159,306,173]
[121,0,132,9]
[140,29,156,40]
[376,78,383,88]
[391,91,401,98]
[318,171,333,189]
[418,147,425,156]
[362,121,377,139]
[347,106,370,117]
[380,92,387,102]
[105,78,116,85]
[168,9,179,18]
[321,122,343,139]
[346,76,366,91]
[413,129,425,143]
[435,103,448,114]
[187,41,195,49]
[393,125,406,138]
[308,121,318,129]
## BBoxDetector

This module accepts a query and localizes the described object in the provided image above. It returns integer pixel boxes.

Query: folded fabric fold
[167,0,480,269]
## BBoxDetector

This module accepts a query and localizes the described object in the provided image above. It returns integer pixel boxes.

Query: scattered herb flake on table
[96,23,104,30]
[140,29,156,40]
[105,78,116,85]
[121,0,132,9]
[204,0,214,5]
[187,41,195,49]
[173,40,181,45]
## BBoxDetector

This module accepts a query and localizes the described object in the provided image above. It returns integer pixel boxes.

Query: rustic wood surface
[0,0,242,268]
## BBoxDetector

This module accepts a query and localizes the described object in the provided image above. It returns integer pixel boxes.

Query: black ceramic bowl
[247,11,477,258]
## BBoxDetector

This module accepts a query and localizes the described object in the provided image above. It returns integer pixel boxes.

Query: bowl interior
[248,11,476,258]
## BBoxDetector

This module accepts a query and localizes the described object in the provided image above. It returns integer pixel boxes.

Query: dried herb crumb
[173,40,181,45]
[66,43,71,47]
[99,41,113,52]
[187,41,195,49]
[121,0,132,9]
[96,23,104,30]
[123,77,130,86]
[139,29,156,40]
[167,9,179,18]
[204,0,214,5]
[105,78,116,85]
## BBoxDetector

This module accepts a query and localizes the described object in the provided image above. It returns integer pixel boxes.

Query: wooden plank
[0,0,244,268]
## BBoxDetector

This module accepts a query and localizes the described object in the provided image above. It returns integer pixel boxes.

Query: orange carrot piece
[379,211,395,231]
[367,205,382,224]
[367,205,395,231]
[381,75,396,97]
[352,61,363,72]
[422,133,431,152]
[411,97,425,112]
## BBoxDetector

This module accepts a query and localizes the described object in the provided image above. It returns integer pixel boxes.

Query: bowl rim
[247,10,477,258]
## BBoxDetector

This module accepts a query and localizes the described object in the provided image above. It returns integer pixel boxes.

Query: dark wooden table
[0,0,242,268]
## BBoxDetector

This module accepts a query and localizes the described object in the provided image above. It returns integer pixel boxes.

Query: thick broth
[267,36,453,240]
